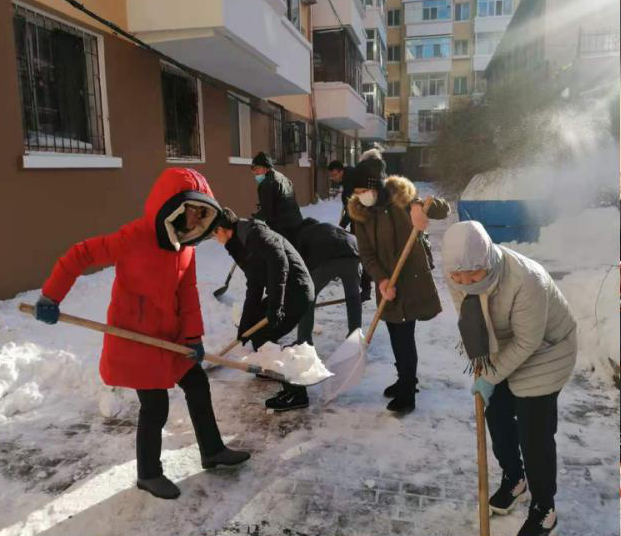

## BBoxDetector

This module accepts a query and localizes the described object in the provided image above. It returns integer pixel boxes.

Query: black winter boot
[384,381,419,398]
[137,475,180,499]
[489,473,528,515]
[517,504,558,536]
[386,392,415,413]
[202,447,251,469]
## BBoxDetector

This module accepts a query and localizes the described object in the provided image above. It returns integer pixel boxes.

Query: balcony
[126,0,311,98]
[473,54,493,71]
[474,15,513,34]
[404,0,452,38]
[364,5,387,45]
[359,113,387,141]
[313,82,367,130]
[407,58,452,74]
[312,0,366,57]
[363,61,387,91]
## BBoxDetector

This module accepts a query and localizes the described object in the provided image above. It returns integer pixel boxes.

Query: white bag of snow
[241,342,333,386]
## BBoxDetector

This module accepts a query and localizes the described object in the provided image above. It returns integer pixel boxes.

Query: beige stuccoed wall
[26,0,129,32]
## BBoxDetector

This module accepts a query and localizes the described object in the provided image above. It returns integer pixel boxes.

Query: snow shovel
[321,197,434,404]
[205,299,347,371]
[18,303,290,382]
[213,262,236,299]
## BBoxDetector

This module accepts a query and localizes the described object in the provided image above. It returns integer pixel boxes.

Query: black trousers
[135,364,225,479]
[485,380,559,510]
[385,320,419,392]
[297,257,362,345]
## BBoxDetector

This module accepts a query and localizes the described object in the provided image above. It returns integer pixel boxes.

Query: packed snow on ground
[0,189,618,536]
[241,342,333,386]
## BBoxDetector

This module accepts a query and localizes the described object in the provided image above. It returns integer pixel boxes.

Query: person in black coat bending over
[328,159,372,301]
[251,152,303,244]
[295,217,362,346]
[213,208,314,412]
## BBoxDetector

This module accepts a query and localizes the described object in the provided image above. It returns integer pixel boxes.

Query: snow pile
[241,342,333,386]
[505,206,620,383]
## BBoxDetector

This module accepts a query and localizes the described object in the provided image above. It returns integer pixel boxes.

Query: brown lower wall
[0,0,314,299]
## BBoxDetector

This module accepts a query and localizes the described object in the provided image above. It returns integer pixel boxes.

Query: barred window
[13,4,106,154]
[161,63,202,161]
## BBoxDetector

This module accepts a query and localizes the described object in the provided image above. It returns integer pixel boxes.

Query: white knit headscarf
[442,221,505,354]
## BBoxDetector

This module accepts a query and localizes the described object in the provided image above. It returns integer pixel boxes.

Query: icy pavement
[0,193,618,536]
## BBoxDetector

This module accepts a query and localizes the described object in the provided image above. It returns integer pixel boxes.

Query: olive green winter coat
[348,176,450,323]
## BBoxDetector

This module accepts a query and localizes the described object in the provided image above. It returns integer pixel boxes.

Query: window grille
[13,4,106,154]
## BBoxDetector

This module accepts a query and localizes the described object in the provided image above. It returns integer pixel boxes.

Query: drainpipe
[309,6,321,202]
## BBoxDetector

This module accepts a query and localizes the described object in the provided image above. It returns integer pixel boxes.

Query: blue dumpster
[457,169,556,244]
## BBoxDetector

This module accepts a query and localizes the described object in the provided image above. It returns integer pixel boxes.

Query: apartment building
[0,0,317,297]
[486,0,620,97]
[381,0,519,178]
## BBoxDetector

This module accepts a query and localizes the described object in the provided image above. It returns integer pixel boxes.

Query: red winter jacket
[42,168,221,389]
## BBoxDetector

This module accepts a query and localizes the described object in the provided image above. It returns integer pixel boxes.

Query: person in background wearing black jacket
[328,160,373,302]
[295,217,362,346]
[327,160,356,229]
[251,152,303,244]
[213,208,314,412]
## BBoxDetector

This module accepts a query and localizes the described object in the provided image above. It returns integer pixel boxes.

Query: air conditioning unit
[284,121,308,154]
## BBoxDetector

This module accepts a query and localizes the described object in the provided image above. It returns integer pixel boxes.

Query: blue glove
[186,341,205,364]
[34,295,60,325]
[471,377,495,407]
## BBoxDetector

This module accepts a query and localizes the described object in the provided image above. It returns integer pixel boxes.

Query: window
[453,76,468,95]
[388,44,401,62]
[387,113,400,132]
[410,74,447,96]
[474,71,487,93]
[313,29,363,93]
[387,80,400,97]
[13,4,106,154]
[388,8,401,26]
[287,0,301,31]
[418,110,443,132]
[362,83,385,115]
[477,0,512,17]
[406,36,451,60]
[422,0,451,21]
[366,29,376,61]
[455,2,471,20]
[475,32,503,55]
[161,63,203,161]
[365,0,374,6]
[228,93,251,158]
[270,105,286,164]
[363,83,375,113]
[454,39,469,56]
[420,147,432,167]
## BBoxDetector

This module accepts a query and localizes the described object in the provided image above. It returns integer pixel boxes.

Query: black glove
[267,308,284,331]
[186,341,205,364]
[34,295,60,325]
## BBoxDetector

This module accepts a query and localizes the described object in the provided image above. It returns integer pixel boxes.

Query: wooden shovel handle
[475,391,491,536]
[217,317,269,356]
[18,303,284,379]
[365,196,434,344]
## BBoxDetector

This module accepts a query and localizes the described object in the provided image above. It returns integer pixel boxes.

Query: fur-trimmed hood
[347,175,418,223]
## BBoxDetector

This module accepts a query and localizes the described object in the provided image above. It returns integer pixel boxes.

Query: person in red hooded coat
[33,168,250,500]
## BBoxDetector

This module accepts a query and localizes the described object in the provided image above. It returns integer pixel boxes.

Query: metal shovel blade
[320,328,367,404]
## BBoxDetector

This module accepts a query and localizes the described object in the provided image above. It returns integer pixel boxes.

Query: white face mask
[358,191,377,207]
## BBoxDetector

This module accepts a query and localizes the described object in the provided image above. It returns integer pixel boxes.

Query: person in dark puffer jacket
[294,217,362,346]
[213,208,314,412]
[251,151,303,244]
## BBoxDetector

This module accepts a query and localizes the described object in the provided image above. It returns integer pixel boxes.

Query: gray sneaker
[137,475,180,499]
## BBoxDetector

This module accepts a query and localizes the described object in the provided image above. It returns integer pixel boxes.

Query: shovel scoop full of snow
[241,342,334,386]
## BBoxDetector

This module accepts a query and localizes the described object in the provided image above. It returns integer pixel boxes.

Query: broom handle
[475,374,491,536]
[365,197,434,345]
[18,303,281,377]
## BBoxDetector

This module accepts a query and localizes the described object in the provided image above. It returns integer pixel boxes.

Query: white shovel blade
[321,328,367,405]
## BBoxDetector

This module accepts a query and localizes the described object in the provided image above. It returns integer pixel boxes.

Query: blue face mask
[254,174,266,184]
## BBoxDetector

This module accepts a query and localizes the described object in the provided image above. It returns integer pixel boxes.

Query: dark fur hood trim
[347,175,418,223]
